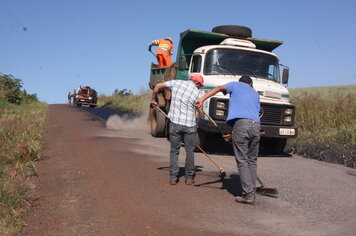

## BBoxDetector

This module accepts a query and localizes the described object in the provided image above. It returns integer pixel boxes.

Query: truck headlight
[216,102,226,109]
[284,109,293,115]
[216,110,225,116]
[284,116,292,122]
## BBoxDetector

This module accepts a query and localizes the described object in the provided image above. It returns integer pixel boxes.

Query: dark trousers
[232,119,260,199]
[169,123,197,180]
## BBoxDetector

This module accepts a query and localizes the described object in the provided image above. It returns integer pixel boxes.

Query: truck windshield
[204,49,280,82]
[79,89,88,95]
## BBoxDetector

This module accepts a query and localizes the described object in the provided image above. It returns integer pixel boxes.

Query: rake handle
[200,109,225,135]
[196,144,225,173]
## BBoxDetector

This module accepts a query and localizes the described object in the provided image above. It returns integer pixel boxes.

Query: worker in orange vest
[148,37,174,67]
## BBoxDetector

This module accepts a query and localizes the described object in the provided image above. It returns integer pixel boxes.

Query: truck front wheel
[262,138,287,155]
[150,107,166,137]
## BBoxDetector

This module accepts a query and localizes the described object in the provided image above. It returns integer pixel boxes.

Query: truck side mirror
[282,68,289,84]
[178,58,187,71]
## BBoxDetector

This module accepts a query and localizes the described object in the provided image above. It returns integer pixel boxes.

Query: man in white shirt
[151,75,205,185]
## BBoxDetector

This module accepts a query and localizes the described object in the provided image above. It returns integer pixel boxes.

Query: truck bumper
[78,102,96,106]
[197,119,298,138]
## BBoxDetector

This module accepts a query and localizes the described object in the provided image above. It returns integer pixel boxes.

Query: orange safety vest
[153,39,173,55]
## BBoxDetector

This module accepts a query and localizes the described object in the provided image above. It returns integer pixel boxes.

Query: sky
[1,0,355,104]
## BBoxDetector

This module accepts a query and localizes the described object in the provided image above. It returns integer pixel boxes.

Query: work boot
[185,179,195,185]
[235,196,255,205]
[169,179,177,185]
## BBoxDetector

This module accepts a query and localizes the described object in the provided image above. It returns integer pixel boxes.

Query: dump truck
[74,86,98,108]
[149,25,297,154]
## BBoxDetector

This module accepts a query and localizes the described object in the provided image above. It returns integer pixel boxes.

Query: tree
[113,88,133,97]
[0,73,38,104]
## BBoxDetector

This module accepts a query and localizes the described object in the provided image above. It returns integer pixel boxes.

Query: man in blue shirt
[195,75,260,205]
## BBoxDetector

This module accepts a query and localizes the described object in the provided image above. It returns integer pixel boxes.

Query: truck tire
[212,25,252,38]
[150,107,166,137]
[263,138,287,154]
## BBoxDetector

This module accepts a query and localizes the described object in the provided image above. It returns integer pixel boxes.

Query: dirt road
[18,104,356,236]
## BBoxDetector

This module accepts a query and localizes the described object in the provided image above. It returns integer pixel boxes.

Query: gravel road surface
[18,104,356,236]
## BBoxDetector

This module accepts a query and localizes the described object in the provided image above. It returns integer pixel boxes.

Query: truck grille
[209,98,295,126]
[260,103,283,124]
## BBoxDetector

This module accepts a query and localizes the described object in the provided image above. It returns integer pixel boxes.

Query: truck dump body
[176,29,283,80]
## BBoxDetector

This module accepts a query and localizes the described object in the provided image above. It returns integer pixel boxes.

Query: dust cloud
[106,114,148,131]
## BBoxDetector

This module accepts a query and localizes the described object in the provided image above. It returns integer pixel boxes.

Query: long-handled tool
[148,46,156,57]
[201,109,278,197]
[201,109,225,135]
[195,143,226,179]
[154,106,226,179]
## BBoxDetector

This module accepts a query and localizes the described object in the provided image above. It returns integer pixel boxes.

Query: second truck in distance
[74,86,98,108]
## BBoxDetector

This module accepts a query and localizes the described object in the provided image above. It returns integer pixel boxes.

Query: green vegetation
[0,73,47,234]
[98,88,151,114]
[287,85,356,168]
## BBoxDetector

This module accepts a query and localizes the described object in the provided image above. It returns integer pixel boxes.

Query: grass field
[97,91,151,114]
[289,84,356,99]
[0,101,47,234]
[288,85,355,168]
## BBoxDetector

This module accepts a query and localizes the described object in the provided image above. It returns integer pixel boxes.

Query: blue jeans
[232,119,260,200]
[169,123,197,181]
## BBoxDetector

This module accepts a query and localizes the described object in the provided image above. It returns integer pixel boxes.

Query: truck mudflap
[197,118,298,138]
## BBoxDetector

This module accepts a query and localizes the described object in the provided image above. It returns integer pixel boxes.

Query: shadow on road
[197,136,292,158]
[194,174,243,197]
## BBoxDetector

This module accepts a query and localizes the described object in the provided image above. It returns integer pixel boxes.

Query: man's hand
[222,133,232,142]
[195,99,203,110]
[150,100,159,108]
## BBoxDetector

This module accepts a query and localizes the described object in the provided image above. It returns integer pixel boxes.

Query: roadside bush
[0,73,46,234]
[287,89,356,168]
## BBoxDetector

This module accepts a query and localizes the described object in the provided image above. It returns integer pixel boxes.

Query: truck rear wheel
[150,107,166,137]
[212,25,252,38]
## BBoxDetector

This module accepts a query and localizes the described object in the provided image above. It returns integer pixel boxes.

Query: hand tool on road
[194,143,226,179]
[256,176,279,198]
[200,108,279,197]
[153,105,226,179]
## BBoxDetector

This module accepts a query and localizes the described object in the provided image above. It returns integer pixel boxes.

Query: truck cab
[149,26,297,154]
